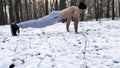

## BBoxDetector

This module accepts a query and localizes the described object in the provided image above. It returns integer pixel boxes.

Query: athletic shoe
[10,23,20,36]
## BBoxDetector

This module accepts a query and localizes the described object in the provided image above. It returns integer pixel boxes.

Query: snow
[0,20,120,68]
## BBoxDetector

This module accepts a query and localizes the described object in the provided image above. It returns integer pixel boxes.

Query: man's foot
[10,23,20,36]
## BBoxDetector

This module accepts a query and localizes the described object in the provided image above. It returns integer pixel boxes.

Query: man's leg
[11,11,61,36]
[17,20,37,28]
[17,11,61,28]
[17,16,52,28]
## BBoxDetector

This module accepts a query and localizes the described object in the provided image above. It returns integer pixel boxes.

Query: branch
[37,54,47,67]
[14,42,19,53]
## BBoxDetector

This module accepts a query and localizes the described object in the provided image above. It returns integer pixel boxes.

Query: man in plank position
[11,2,87,36]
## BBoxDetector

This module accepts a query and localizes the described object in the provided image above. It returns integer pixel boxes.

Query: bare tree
[94,0,99,21]
[55,0,58,10]
[118,0,120,17]
[112,0,115,20]
[107,0,110,18]
[45,0,48,15]
[99,0,103,18]
[9,0,15,23]
[15,0,21,23]
[33,0,37,19]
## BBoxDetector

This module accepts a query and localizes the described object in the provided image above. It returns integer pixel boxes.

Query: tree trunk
[100,0,103,18]
[33,0,37,19]
[25,0,29,20]
[9,0,15,23]
[60,0,66,23]
[55,0,58,10]
[107,0,110,18]
[60,0,66,10]
[15,0,21,23]
[2,0,7,24]
[19,0,23,22]
[118,0,120,17]
[0,0,5,25]
[94,0,99,21]
[71,0,76,6]
[112,0,115,20]
[45,0,48,15]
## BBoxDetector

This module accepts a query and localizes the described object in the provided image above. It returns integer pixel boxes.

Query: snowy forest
[0,0,120,25]
[1,0,120,68]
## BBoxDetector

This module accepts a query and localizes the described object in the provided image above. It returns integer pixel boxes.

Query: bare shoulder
[60,6,78,19]
[71,6,79,10]
[64,6,74,10]
[61,6,77,11]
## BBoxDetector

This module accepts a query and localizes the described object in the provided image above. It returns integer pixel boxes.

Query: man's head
[78,2,87,9]
[78,2,87,13]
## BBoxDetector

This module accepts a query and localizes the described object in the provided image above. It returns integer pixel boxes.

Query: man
[11,2,87,36]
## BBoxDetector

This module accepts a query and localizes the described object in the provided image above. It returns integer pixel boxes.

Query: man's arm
[74,17,79,33]
[73,11,79,33]
[66,17,72,32]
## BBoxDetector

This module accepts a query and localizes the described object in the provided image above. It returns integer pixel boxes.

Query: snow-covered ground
[0,20,120,68]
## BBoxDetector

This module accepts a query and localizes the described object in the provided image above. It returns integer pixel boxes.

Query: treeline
[86,0,120,21]
[0,0,120,25]
[0,0,46,25]
[0,0,69,25]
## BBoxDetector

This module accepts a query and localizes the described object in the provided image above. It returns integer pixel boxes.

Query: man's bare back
[60,6,80,19]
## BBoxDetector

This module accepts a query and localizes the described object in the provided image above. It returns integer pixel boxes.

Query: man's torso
[60,6,80,19]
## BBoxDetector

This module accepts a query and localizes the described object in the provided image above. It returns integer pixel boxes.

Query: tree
[60,0,66,23]
[33,0,37,19]
[99,0,103,18]
[71,0,76,6]
[45,0,48,15]
[15,0,21,23]
[118,0,120,17]
[9,0,15,23]
[107,0,110,18]
[60,0,66,10]
[55,0,58,10]
[112,0,115,20]
[25,0,29,20]
[94,0,99,21]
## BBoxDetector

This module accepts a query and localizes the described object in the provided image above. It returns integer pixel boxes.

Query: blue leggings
[17,11,61,28]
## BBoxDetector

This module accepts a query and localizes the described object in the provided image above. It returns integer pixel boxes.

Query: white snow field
[0,20,120,68]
